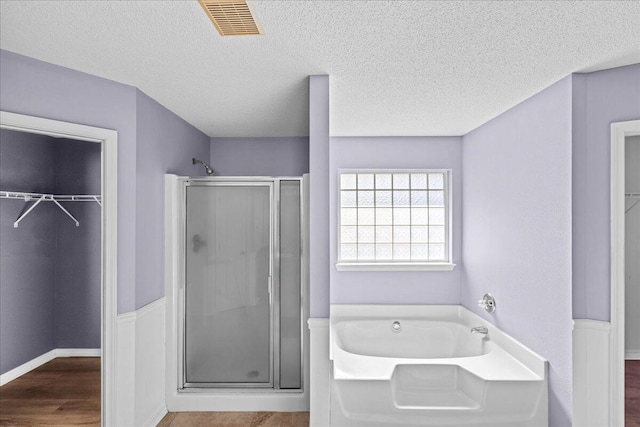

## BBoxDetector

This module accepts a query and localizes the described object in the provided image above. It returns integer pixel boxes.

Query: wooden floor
[0,357,101,426]
[158,412,309,427]
[628,360,640,427]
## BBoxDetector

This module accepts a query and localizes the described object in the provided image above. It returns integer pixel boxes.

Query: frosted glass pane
[393,173,410,189]
[393,244,411,260]
[341,226,357,243]
[411,174,428,189]
[377,208,393,225]
[341,208,358,225]
[358,226,375,243]
[358,244,375,260]
[376,174,392,189]
[341,191,357,207]
[428,208,445,225]
[358,173,374,189]
[376,244,393,260]
[358,208,375,225]
[411,244,428,260]
[393,208,411,225]
[429,226,445,243]
[411,226,428,242]
[429,191,444,207]
[375,191,392,207]
[411,208,429,225]
[393,191,410,206]
[411,191,428,207]
[185,185,271,384]
[429,244,445,260]
[279,180,301,389]
[341,244,358,260]
[394,226,411,243]
[376,226,393,243]
[341,174,357,190]
[428,173,444,189]
[358,191,374,207]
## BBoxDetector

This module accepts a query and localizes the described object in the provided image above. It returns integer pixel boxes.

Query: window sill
[335,262,456,272]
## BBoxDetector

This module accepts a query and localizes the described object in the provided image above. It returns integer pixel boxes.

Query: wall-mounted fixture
[192,158,214,175]
[478,293,496,314]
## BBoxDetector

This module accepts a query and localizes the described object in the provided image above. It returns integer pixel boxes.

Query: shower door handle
[267,276,273,306]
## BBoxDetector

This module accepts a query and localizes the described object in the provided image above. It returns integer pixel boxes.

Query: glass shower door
[184,183,272,387]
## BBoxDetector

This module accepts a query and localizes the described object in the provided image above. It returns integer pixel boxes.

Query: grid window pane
[375,191,392,207]
[341,226,358,243]
[358,174,374,189]
[376,226,393,243]
[341,174,357,190]
[411,191,428,207]
[358,191,374,207]
[341,191,357,207]
[394,226,411,243]
[341,208,358,225]
[358,226,375,243]
[411,174,428,189]
[339,171,449,263]
[358,208,375,225]
[375,174,392,189]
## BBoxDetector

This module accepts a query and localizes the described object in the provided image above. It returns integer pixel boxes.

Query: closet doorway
[0,111,117,426]
[611,119,640,426]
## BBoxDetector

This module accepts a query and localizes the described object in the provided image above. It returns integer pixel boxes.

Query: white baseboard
[0,348,101,386]
[626,350,640,360]
[141,403,167,427]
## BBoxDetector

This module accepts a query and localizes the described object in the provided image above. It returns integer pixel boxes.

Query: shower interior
[174,176,308,395]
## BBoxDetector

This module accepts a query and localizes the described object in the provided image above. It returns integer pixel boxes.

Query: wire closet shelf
[626,192,640,214]
[0,190,102,228]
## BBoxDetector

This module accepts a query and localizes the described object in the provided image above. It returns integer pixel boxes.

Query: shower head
[192,158,214,175]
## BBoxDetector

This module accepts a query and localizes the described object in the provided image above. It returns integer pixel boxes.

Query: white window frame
[336,169,455,272]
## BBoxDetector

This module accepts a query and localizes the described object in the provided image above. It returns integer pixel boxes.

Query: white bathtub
[329,305,548,427]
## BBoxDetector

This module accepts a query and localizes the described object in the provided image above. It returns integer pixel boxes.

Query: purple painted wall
[329,136,463,304]
[135,90,209,309]
[210,137,309,177]
[572,64,640,321]
[0,130,101,375]
[0,50,210,313]
[0,49,138,313]
[0,129,57,374]
[55,138,101,348]
[462,76,574,426]
[309,76,331,318]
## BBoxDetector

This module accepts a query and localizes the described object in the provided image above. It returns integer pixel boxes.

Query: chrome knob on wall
[478,293,496,314]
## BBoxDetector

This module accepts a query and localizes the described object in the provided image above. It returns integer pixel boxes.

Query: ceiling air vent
[199,0,262,36]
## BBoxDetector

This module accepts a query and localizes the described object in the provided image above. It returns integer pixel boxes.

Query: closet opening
[0,111,117,426]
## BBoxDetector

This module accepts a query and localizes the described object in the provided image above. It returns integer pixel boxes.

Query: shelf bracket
[51,198,80,227]
[13,195,46,228]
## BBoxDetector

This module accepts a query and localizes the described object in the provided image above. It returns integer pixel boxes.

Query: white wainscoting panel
[116,311,136,427]
[309,318,330,427]
[573,319,611,427]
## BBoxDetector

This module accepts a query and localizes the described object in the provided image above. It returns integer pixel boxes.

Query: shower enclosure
[173,177,306,393]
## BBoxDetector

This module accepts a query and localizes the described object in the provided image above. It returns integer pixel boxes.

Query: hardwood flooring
[0,357,100,426]
[158,412,309,427]
[628,360,640,427]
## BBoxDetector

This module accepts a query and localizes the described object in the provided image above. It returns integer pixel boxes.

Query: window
[337,170,454,271]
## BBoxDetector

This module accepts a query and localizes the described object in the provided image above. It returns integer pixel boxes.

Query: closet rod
[0,190,101,228]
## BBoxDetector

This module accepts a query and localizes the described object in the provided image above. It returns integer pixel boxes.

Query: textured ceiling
[1,1,638,137]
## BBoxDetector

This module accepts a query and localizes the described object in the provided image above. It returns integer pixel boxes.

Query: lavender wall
[462,76,573,426]
[572,64,640,321]
[0,129,57,374]
[309,76,330,318]
[0,49,138,313]
[135,90,209,309]
[55,138,101,348]
[329,136,463,304]
[210,137,309,176]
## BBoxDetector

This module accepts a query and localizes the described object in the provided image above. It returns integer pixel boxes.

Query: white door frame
[0,111,118,426]
[610,119,640,426]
